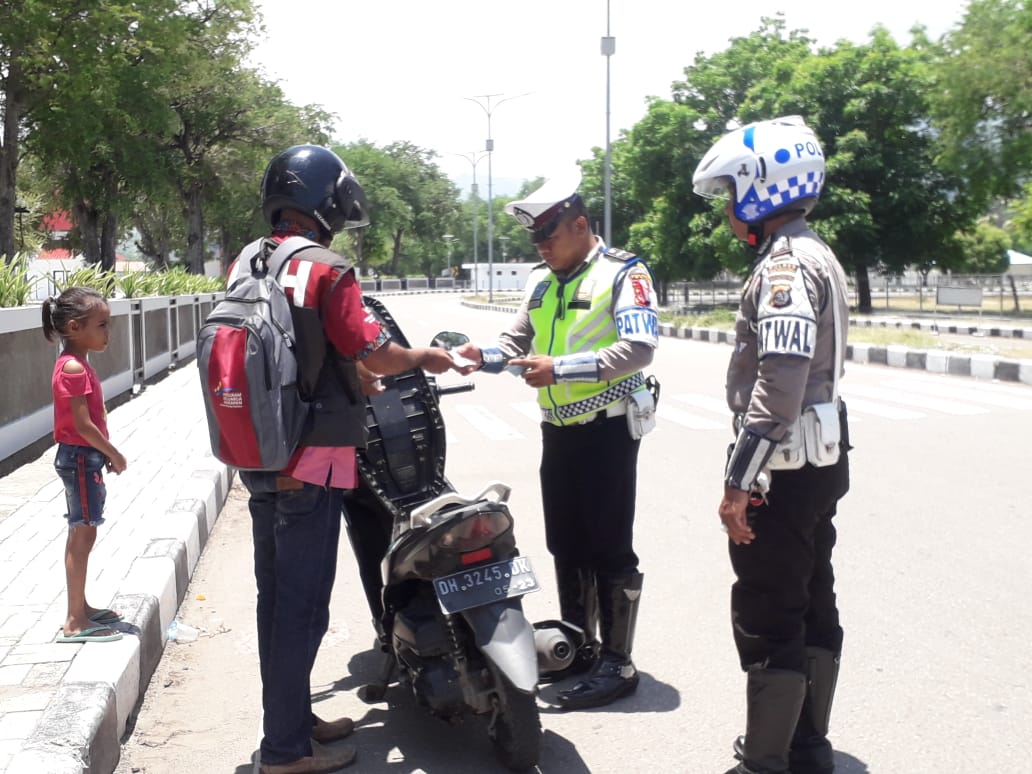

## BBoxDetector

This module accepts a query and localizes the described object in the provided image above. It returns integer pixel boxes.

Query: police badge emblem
[770,284,792,308]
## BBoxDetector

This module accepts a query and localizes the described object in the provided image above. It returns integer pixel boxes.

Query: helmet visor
[693,176,733,200]
[335,174,370,230]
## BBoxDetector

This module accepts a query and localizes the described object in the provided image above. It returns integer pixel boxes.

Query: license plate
[433,556,540,615]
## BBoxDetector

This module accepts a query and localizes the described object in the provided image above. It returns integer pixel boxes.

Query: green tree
[773,29,977,311]
[1012,182,1032,251]
[932,0,1032,204]
[0,0,110,262]
[23,0,176,269]
[956,220,1012,273]
[605,16,814,296]
[337,140,460,277]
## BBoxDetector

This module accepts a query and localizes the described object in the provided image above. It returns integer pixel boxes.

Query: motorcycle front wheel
[488,675,542,771]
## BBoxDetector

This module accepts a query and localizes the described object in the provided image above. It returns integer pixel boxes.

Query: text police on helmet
[692,115,825,224]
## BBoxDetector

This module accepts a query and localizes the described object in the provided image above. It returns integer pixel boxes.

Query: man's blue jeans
[243,476,343,765]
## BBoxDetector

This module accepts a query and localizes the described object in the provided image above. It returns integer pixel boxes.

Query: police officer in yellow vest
[456,170,659,710]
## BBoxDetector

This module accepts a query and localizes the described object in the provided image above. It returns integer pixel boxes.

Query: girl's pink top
[52,352,108,446]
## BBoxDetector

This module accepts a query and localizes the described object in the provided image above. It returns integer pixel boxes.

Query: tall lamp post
[453,151,488,293]
[601,1,616,245]
[602,0,615,246]
[441,233,458,284]
[464,92,529,303]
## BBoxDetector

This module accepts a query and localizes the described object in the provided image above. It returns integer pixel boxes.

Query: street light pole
[441,233,458,281]
[601,0,616,245]
[464,92,529,303]
[453,151,488,293]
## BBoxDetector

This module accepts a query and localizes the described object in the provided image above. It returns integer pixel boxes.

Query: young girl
[43,287,128,643]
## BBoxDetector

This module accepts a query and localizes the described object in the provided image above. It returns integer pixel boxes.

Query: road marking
[453,404,525,440]
[446,375,1019,440]
[880,378,1032,411]
[512,402,543,423]
[670,393,733,416]
[841,397,924,420]
[656,405,725,430]
[841,384,990,415]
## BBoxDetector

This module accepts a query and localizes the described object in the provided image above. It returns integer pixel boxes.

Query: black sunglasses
[531,213,565,244]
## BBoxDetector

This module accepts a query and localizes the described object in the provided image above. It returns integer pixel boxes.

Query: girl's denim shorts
[54,443,107,527]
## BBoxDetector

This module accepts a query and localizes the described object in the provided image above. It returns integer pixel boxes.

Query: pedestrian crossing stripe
[841,384,990,415]
[882,378,1032,411]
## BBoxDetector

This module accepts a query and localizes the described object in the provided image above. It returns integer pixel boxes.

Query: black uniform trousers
[539,413,640,574]
[728,450,849,673]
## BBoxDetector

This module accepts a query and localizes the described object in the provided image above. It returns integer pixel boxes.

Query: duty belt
[543,372,645,424]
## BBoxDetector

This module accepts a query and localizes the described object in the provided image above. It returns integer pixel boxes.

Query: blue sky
[251,0,970,196]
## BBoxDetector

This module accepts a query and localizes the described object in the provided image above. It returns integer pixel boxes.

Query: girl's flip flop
[89,609,123,625]
[56,625,123,643]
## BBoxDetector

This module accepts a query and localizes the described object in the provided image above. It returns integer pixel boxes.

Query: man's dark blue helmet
[261,145,369,237]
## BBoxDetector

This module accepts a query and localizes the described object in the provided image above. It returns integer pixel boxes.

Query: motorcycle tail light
[433,510,511,554]
[461,547,493,566]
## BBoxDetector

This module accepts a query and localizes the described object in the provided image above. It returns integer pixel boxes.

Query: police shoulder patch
[603,246,637,263]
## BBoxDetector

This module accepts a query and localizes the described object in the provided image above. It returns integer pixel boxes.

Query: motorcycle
[341,296,578,771]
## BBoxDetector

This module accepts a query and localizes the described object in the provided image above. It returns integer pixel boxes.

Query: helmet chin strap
[747,222,765,249]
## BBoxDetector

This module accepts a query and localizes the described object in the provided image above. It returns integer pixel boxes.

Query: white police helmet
[692,115,825,223]
[505,168,585,243]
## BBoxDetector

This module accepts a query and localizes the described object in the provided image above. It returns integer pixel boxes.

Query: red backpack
[197,236,320,471]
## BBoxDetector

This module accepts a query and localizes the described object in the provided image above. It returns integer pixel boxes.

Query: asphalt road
[116,295,1032,773]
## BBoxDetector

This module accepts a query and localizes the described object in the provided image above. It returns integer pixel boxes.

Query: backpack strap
[231,235,323,280]
[263,235,321,279]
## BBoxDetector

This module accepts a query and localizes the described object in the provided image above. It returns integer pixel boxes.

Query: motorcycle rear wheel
[489,676,541,771]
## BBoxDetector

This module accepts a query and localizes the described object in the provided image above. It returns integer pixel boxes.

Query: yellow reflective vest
[526,251,644,425]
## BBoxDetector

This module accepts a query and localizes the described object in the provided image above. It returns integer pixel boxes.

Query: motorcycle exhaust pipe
[533,620,583,674]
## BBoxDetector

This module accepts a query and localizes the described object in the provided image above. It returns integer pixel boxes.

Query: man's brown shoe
[311,714,355,744]
[259,740,356,774]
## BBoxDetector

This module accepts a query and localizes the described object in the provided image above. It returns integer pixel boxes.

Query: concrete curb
[461,300,1032,384]
[659,323,1032,385]
[8,464,232,774]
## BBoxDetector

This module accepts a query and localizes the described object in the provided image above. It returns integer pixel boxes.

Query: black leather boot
[539,563,600,683]
[789,648,840,774]
[723,667,807,774]
[555,571,643,710]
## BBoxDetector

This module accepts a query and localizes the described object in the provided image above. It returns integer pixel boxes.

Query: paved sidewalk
[0,365,230,774]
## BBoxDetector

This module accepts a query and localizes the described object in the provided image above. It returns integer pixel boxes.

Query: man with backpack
[218,145,459,774]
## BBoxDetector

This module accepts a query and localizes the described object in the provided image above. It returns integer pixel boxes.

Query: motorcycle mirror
[431,331,470,350]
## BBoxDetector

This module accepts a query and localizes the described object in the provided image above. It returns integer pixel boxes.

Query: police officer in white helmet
[693,116,851,774]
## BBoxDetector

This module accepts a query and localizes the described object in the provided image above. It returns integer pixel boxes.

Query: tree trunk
[185,183,205,274]
[854,261,873,313]
[219,228,234,276]
[100,213,118,272]
[1008,274,1020,312]
[389,229,403,276]
[73,202,102,266]
[0,58,26,263]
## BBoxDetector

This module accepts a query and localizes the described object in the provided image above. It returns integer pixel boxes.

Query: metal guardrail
[0,294,220,476]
